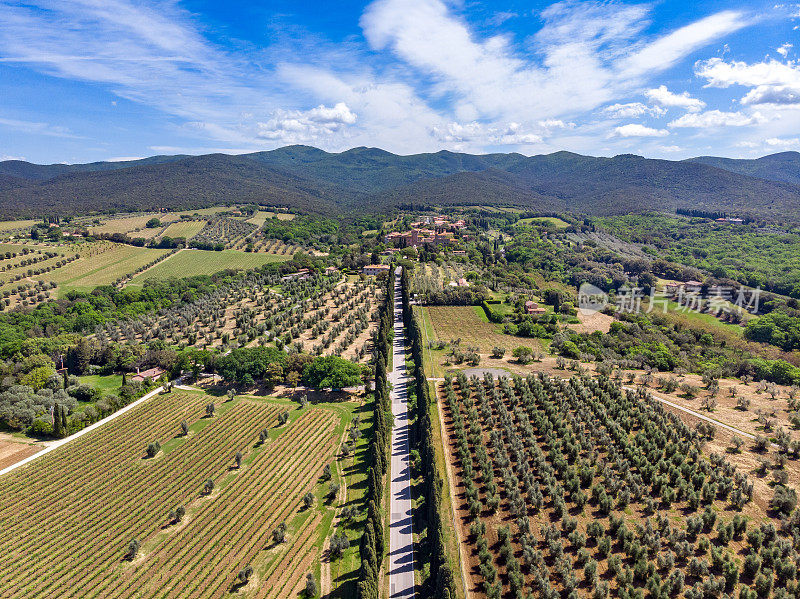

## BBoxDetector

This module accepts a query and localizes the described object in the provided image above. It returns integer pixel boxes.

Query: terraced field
[0,389,344,598]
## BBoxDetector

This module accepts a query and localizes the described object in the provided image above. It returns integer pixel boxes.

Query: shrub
[145,440,161,458]
[125,538,140,561]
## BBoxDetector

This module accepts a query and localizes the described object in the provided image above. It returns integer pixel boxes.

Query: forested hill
[2,146,800,221]
[686,152,800,186]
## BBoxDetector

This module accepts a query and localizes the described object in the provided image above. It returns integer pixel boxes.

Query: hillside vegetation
[4,147,800,221]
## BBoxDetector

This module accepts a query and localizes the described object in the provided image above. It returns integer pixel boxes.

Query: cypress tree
[367,466,380,502]
[368,499,384,558]
[52,404,62,437]
[60,405,68,436]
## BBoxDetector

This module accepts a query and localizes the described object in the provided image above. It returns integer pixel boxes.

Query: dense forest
[595,215,800,297]
[5,147,800,221]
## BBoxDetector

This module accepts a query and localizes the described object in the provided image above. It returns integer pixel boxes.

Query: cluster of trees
[357,269,393,599]
[261,215,386,255]
[552,312,800,386]
[745,311,800,352]
[419,285,490,306]
[0,368,153,435]
[214,347,363,390]
[402,268,457,598]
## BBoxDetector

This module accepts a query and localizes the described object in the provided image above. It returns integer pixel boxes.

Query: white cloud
[742,86,800,105]
[668,110,767,128]
[696,57,800,106]
[0,116,77,138]
[603,102,666,118]
[616,11,750,79]
[613,123,669,137]
[275,64,447,153]
[431,121,544,146]
[644,85,705,111]
[487,11,517,26]
[0,154,26,161]
[256,103,357,143]
[778,43,793,57]
[656,144,683,152]
[538,119,573,129]
[765,137,800,148]
[697,57,800,88]
[360,0,746,124]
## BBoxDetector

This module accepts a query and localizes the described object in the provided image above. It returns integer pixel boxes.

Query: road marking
[388,266,415,599]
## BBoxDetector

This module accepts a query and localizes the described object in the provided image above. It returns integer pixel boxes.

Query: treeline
[676,208,744,220]
[402,268,457,598]
[420,285,490,306]
[357,269,393,599]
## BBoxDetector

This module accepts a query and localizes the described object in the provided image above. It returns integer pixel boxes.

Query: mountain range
[2,146,800,221]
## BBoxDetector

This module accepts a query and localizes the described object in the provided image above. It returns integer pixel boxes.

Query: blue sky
[0,0,798,163]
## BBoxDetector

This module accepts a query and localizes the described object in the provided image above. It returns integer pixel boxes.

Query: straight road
[388,266,415,598]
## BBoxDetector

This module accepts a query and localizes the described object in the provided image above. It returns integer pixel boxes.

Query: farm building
[525,300,546,315]
[363,264,391,276]
[131,367,165,383]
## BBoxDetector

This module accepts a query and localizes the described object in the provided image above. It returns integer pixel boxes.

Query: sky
[1,0,799,164]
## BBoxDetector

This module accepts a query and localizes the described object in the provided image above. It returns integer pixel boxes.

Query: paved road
[388,266,415,599]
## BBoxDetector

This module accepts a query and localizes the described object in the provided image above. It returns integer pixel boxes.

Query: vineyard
[98,271,381,362]
[89,213,180,236]
[35,242,172,294]
[0,388,347,598]
[438,371,800,599]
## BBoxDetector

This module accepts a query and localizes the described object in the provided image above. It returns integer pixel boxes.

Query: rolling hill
[686,152,800,186]
[2,146,800,221]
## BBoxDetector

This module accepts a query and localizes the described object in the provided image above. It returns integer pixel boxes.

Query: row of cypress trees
[357,269,394,599]
[401,268,457,598]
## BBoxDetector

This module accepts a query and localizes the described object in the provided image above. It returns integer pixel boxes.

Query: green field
[158,220,206,239]
[0,219,38,233]
[77,374,124,395]
[662,299,747,337]
[246,210,294,227]
[517,216,569,229]
[89,214,173,236]
[127,248,289,283]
